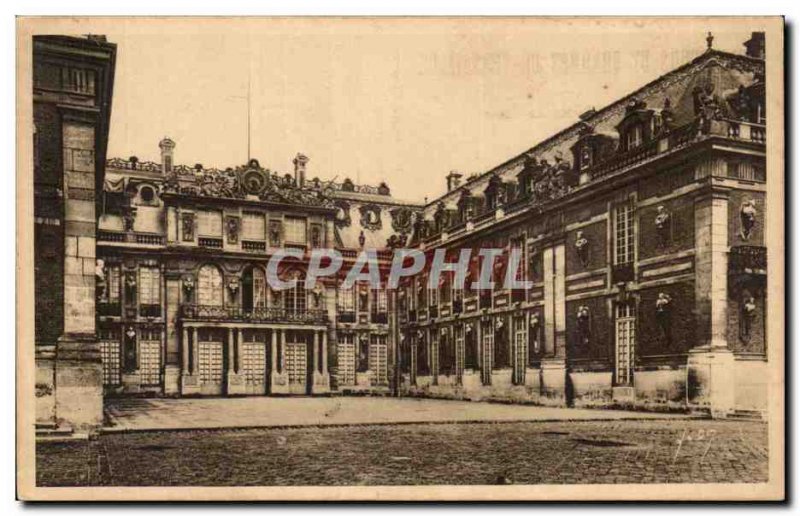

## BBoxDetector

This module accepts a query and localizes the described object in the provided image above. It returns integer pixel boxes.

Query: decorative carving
[574,230,590,267]
[124,326,137,373]
[225,216,240,244]
[122,206,137,232]
[655,293,672,344]
[386,233,408,249]
[311,284,324,309]
[741,294,757,340]
[358,230,366,248]
[740,199,758,240]
[181,212,195,241]
[341,178,355,192]
[655,205,671,245]
[334,201,351,228]
[95,259,107,301]
[269,220,283,247]
[227,278,239,294]
[359,204,382,231]
[182,276,195,297]
[241,167,268,195]
[576,305,591,346]
[529,312,541,354]
[692,82,726,129]
[390,207,414,233]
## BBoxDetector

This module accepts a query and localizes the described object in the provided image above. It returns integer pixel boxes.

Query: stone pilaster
[688,187,735,417]
[56,121,103,430]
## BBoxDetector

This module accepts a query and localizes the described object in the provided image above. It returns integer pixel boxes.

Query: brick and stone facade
[397,36,768,417]
[34,33,770,431]
[95,145,420,400]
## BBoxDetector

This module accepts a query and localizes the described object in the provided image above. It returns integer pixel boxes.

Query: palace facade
[398,33,768,417]
[35,32,769,431]
[96,146,420,398]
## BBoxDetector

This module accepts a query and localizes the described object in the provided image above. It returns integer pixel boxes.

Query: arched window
[242,266,266,312]
[284,271,307,314]
[197,265,223,306]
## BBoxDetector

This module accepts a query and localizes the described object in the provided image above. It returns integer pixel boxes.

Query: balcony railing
[135,233,165,245]
[729,245,767,275]
[97,230,126,243]
[97,231,165,245]
[181,304,328,324]
[198,237,223,249]
[242,240,267,252]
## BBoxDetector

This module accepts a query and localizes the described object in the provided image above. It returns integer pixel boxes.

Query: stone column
[322,331,329,375]
[227,329,235,374]
[163,275,182,395]
[226,327,245,395]
[688,187,735,417]
[192,328,199,374]
[182,327,189,373]
[312,330,329,394]
[237,328,244,373]
[270,329,289,394]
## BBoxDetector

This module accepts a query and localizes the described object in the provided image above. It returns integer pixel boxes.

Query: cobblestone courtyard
[37,418,768,486]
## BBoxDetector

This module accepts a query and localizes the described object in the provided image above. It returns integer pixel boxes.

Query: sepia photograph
[15,16,784,501]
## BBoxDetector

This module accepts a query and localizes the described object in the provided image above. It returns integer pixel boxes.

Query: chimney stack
[743,32,765,59]
[293,153,309,187]
[159,137,175,174]
[446,170,463,192]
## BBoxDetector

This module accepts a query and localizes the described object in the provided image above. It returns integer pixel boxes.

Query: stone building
[398,33,768,417]
[96,145,420,398]
[34,32,769,432]
[33,35,118,430]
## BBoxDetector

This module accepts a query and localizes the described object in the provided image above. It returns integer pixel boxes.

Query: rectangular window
[284,217,307,244]
[627,125,643,150]
[197,210,222,237]
[371,289,388,313]
[139,266,161,305]
[614,202,635,265]
[106,265,121,303]
[242,211,266,240]
[337,284,355,312]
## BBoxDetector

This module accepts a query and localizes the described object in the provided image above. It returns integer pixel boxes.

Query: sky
[103,18,764,202]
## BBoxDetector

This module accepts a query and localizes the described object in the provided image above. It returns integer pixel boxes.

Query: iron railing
[181,304,328,324]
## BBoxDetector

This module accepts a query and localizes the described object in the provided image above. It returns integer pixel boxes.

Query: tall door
[512,315,527,385]
[615,303,636,386]
[241,331,267,395]
[337,333,356,387]
[285,332,309,394]
[197,330,225,395]
[481,322,494,386]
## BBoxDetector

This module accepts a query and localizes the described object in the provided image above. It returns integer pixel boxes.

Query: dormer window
[627,124,643,150]
[580,144,592,170]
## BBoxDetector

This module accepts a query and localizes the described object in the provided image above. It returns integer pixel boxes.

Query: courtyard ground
[35,398,768,486]
[102,396,686,431]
